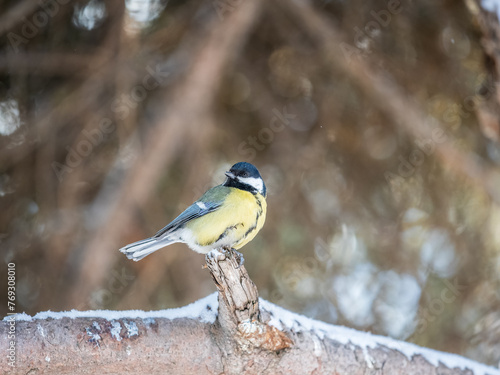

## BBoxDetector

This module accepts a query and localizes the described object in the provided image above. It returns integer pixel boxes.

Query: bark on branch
[205,249,292,352]
[1,250,498,375]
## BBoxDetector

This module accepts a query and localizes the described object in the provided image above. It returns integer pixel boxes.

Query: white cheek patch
[237,176,264,194]
[196,202,207,210]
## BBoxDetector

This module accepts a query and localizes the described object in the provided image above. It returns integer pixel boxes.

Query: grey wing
[153,201,221,239]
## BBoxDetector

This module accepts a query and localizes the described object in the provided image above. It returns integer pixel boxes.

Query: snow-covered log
[1,250,499,375]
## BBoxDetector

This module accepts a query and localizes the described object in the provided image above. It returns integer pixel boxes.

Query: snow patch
[260,299,500,375]
[37,323,45,338]
[110,321,122,341]
[5,293,499,375]
[362,346,375,369]
[12,312,32,321]
[85,326,101,346]
[124,320,138,337]
[6,293,218,324]
[143,317,156,326]
[312,334,322,357]
[483,0,500,20]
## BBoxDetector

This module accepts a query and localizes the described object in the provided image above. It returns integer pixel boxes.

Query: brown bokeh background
[1,0,499,367]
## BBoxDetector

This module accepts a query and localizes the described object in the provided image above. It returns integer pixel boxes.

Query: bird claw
[206,249,226,262]
[209,247,244,268]
[232,249,245,269]
[219,247,244,268]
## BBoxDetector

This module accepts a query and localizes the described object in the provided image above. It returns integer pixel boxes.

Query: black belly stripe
[256,197,262,209]
[211,194,264,245]
[214,223,243,243]
[241,204,262,240]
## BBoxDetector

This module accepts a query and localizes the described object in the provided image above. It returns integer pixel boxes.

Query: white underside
[175,227,240,254]
[120,226,242,261]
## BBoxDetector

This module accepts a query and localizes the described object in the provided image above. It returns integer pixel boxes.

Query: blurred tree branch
[0,53,98,75]
[67,0,264,308]
[0,0,43,38]
[275,0,500,205]
[471,0,500,143]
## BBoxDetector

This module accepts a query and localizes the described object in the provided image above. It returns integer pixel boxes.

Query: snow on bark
[1,249,499,375]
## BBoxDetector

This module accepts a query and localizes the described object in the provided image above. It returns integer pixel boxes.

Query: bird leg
[231,248,245,268]
[218,246,244,268]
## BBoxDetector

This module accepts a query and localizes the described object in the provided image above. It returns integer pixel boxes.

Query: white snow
[110,321,122,341]
[259,299,500,375]
[5,292,499,375]
[37,323,45,338]
[123,321,138,337]
[482,0,500,20]
[85,326,101,345]
[7,293,218,324]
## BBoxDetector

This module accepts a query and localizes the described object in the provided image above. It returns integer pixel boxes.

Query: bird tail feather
[119,237,178,261]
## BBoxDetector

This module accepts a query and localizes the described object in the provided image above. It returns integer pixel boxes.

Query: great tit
[120,162,267,261]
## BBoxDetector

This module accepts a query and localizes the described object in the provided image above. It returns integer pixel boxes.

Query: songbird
[120,162,267,262]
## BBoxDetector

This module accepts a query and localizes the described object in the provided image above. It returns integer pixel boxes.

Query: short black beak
[225,171,235,179]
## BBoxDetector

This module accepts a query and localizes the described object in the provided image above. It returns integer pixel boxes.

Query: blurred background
[1,0,500,367]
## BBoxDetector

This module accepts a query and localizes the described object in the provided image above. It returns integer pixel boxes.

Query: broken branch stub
[205,249,293,352]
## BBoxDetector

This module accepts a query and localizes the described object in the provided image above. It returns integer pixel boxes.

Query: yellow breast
[186,188,267,250]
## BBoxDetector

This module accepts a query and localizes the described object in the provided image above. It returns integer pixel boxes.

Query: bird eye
[241,171,249,177]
